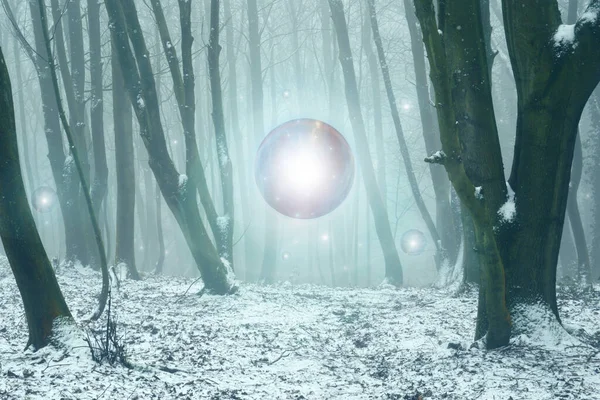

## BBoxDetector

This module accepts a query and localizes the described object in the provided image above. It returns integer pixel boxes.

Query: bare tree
[0,46,72,350]
[104,0,235,293]
[329,0,404,285]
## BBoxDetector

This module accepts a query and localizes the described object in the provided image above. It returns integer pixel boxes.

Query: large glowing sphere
[401,229,427,255]
[255,119,354,219]
[31,186,57,213]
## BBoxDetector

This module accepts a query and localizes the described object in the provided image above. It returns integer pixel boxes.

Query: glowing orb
[282,89,291,99]
[255,118,354,219]
[281,251,291,261]
[31,186,57,213]
[401,229,427,255]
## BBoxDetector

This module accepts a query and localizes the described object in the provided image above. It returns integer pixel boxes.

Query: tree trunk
[329,0,404,285]
[404,0,458,265]
[88,0,108,226]
[155,183,165,274]
[36,0,109,321]
[415,0,511,348]
[247,0,279,283]
[0,46,72,350]
[29,0,87,267]
[564,0,591,286]
[368,0,443,267]
[105,0,235,294]
[113,47,140,280]
[362,1,387,205]
[208,0,235,269]
[590,87,600,278]
[13,38,35,194]
[566,134,591,284]
[224,0,250,275]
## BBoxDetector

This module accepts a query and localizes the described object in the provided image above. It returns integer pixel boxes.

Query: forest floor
[0,260,600,400]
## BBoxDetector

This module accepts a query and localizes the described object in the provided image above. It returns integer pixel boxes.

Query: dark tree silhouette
[0,46,71,350]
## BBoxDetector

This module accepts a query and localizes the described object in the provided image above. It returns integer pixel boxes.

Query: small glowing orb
[402,102,411,111]
[31,186,57,213]
[281,251,291,261]
[400,229,427,255]
[255,119,355,219]
[321,234,329,241]
[282,89,291,99]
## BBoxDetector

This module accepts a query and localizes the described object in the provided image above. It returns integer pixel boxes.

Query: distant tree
[112,48,140,280]
[247,0,280,283]
[329,0,404,285]
[590,87,600,278]
[0,46,72,349]
[88,0,109,225]
[367,0,443,267]
[36,0,109,320]
[415,0,600,347]
[208,0,235,272]
[403,0,459,267]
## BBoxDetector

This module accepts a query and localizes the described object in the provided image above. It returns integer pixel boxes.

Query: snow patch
[474,186,483,200]
[178,174,188,192]
[136,93,145,109]
[553,24,576,54]
[497,181,516,223]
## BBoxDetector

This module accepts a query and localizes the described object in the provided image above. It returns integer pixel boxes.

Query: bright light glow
[282,89,291,98]
[321,234,329,241]
[280,149,325,196]
[281,251,291,261]
[402,102,411,110]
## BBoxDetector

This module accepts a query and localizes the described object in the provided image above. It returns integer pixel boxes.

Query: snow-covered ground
[0,261,599,399]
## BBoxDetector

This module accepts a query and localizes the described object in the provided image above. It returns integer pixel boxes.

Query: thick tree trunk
[415,0,511,348]
[501,0,600,318]
[329,0,404,285]
[0,47,72,350]
[113,49,140,280]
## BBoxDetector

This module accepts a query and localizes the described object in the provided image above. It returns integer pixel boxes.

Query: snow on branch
[424,150,447,165]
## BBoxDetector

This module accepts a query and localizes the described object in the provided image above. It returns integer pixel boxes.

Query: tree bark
[329,0,404,285]
[415,0,511,348]
[113,47,140,280]
[0,46,72,350]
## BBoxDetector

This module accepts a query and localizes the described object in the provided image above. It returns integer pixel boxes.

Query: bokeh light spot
[255,119,354,219]
[31,186,57,213]
[401,229,427,255]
